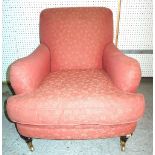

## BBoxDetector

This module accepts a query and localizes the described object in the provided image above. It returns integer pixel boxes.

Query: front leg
[20,135,34,151]
[120,133,133,151]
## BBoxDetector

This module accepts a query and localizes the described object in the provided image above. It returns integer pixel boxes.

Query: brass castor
[27,140,34,152]
[20,135,34,151]
[120,133,132,151]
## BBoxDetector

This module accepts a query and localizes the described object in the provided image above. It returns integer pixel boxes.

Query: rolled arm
[102,43,141,93]
[9,44,51,94]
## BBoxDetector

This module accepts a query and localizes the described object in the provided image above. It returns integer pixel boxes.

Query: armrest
[9,44,51,94]
[102,43,141,93]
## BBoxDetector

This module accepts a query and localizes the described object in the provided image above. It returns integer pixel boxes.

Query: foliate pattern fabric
[9,44,51,94]
[7,7,145,140]
[16,123,137,140]
[40,7,113,71]
[103,43,141,92]
[7,69,144,126]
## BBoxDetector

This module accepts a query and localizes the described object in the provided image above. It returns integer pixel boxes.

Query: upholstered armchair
[7,7,145,152]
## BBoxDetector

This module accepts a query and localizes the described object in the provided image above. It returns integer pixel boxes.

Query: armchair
[7,7,145,152]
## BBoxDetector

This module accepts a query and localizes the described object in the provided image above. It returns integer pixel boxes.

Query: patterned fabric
[17,122,137,140]
[7,69,144,126]
[40,7,113,71]
[103,43,141,92]
[9,44,51,94]
[7,7,145,139]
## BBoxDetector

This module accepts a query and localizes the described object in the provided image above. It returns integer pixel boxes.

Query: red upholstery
[103,43,141,92]
[7,7,145,140]
[7,69,144,125]
[9,44,51,94]
[40,7,113,71]
[16,123,137,140]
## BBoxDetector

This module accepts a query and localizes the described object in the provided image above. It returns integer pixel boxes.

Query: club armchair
[6,7,145,152]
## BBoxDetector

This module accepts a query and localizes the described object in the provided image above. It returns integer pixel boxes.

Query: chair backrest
[40,7,113,71]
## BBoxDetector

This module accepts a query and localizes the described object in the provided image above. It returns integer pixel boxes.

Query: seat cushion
[7,69,145,126]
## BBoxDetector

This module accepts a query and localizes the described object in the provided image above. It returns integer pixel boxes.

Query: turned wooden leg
[20,135,34,151]
[120,133,132,151]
